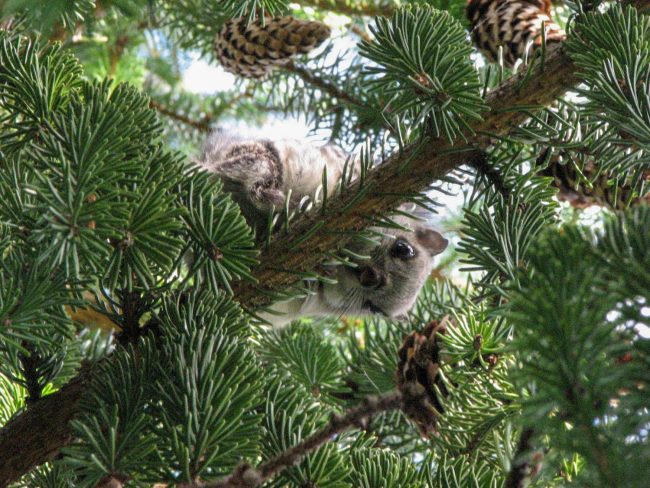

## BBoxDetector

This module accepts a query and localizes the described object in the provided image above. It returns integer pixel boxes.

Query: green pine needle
[359,6,486,142]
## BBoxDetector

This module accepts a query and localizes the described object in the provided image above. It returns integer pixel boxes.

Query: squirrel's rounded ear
[415,228,448,256]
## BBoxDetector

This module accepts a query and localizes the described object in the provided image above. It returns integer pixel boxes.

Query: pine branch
[196,391,403,488]
[234,0,650,311]
[282,60,366,108]
[149,100,212,133]
[2,2,650,482]
[539,148,650,209]
[150,90,256,133]
[468,150,511,199]
[0,34,588,488]
[17,345,43,405]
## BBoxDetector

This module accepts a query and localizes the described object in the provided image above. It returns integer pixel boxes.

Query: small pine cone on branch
[215,16,331,79]
[466,0,566,66]
[396,317,450,437]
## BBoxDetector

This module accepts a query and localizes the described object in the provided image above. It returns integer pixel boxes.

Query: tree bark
[0,365,92,487]
[2,1,649,483]
[505,428,540,488]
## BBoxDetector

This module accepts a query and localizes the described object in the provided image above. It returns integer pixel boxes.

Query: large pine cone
[215,16,331,79]
[466,0,565,66]
[396,318,449,437]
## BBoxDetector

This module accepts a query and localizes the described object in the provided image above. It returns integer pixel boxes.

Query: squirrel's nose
[358,266,385,289]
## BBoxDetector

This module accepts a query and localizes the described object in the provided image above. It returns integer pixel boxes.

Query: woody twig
[196,391,402,488]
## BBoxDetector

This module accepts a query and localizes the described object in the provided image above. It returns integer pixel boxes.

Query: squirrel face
[318,217,448,320]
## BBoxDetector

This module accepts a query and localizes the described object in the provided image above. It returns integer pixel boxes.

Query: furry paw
[250,182,285,211]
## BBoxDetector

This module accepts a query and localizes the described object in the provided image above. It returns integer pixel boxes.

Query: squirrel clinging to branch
[66,131,448,332]
[195,131,448,327]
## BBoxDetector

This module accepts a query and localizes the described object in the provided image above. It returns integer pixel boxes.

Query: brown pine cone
[466,0,566,66]
[396,317,450,437]
[215,16,331,79]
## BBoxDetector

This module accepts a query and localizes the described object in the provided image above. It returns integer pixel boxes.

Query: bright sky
[181,7,357,142]
[183,53,314,140]
[182,52,236,94]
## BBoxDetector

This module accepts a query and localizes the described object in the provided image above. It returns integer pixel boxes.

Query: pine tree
[0,0,648,487]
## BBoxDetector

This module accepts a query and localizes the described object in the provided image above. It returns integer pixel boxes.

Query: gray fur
[196,131,447,327]
[195,130,353,234]
[259,214,447,326]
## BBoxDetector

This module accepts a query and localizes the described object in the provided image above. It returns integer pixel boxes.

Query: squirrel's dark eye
[390,239,416,260]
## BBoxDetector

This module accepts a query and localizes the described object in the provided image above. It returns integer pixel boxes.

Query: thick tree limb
[0,365,92,487]
[2,1,650,482]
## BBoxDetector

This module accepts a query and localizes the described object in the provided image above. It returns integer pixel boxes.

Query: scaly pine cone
[396,318,449,437]
[215,16,331,79]
[466,0,565,66]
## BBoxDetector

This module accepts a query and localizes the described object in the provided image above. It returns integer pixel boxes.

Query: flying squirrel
[66,132,448,332]
[195,130,448,327]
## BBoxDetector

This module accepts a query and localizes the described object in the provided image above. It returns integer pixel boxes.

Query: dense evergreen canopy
[0,1,648,487]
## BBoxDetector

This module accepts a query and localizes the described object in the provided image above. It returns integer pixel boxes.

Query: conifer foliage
[0,1,648,487]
